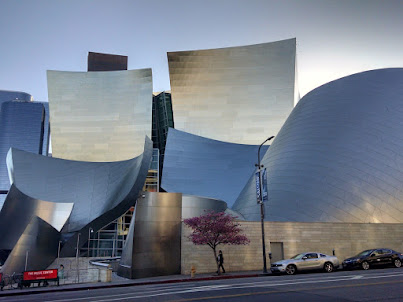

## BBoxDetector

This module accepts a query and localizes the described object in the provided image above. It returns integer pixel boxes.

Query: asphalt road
[1,267,402,301]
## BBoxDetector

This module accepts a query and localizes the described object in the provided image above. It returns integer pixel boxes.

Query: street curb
[0,273,260,297]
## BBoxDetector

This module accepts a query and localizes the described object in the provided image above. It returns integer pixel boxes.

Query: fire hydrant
[190,265,196,278]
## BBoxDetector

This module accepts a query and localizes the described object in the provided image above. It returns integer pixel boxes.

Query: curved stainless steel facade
[0,185,72,251]
[233,68,403,223]
[47,69,152,162]
[168,38,297,145]
[182,194,227,219]
[161,128,268,208]
[1,217,60,275]
[118,192,228,279]
[7,138,152,232]
[2,137,152,260]
[119,192,182,279]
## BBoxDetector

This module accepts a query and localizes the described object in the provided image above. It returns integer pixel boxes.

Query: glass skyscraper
[152,91,174,180]
[0,91,49,208]
[0,90,32,104]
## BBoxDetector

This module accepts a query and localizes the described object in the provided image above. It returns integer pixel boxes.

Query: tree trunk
[213,247,220,275]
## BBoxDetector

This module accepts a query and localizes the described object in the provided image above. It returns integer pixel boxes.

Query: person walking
[58,264,65,285]
[217,250,225,274]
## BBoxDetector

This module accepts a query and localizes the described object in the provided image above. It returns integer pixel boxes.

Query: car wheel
[393,258,402,268]
[361,261,370,270]
[324,262,334,273]
[285,265,296,275]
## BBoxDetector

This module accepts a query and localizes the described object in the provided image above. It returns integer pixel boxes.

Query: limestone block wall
[181,221,403,274]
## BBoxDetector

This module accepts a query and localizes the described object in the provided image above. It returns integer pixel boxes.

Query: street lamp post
[256,135,274,274]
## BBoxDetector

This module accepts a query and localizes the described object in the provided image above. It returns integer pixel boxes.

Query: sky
[0,0,402,102]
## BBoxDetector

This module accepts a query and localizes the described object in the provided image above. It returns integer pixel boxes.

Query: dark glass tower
[152,92,174,180]
[0,90,32,104]
[87,52,128,71]
[0,93,49,208]
[40,102,51,157]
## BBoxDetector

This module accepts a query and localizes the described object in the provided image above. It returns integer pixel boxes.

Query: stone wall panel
[181,221,403,274]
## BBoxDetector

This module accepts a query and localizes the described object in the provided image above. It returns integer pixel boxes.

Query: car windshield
[290,253,305,260]
[355,250,373,257]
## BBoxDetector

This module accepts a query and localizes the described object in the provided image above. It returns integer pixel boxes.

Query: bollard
[190,265,196,278]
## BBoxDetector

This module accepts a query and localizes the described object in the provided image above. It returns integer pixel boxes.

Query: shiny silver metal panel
[5,137,152,256]
[161,128,268,208]
[118,192,229,279]
[7,137,152,232]
[0,195,5,211]
[0,217,60,275]
[168,38,297,145]
[61,138,152,256]
[47,69,152,161]
[233,68,403,223]
[122,192,182,279]
[0,185,72,251]
[182,194,227,219]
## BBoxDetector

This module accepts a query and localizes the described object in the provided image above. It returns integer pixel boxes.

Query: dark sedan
[342,248,403,270]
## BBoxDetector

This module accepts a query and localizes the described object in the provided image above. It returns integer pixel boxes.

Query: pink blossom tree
[184,211,250,275]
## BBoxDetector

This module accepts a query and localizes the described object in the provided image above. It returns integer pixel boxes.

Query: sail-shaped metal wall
[47,69,152,162]
[4,137,152,254]
[0,137,152,273]
[118,192,228,279]
[168,38,297,145]
[0,185,73,252]
[233,68,403,223]
[161,128,268,208]
[1,216,61,276]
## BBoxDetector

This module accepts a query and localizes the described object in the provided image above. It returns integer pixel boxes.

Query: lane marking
[0,284,204,302]
[351,275,363,279]
[168,280,403,302]
[40,272,403,302]
[3,271,402,302]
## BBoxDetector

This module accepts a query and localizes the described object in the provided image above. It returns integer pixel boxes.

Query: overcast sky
[0,0,402,102]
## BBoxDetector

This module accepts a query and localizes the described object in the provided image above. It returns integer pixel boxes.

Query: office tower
[0,91,48,208]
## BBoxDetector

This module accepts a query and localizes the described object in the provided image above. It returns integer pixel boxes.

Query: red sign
[23,269,58,281]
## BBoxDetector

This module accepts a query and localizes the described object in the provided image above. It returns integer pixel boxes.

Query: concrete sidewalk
[0,270,263,297]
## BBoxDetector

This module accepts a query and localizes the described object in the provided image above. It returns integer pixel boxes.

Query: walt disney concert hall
[0,39,402,278]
